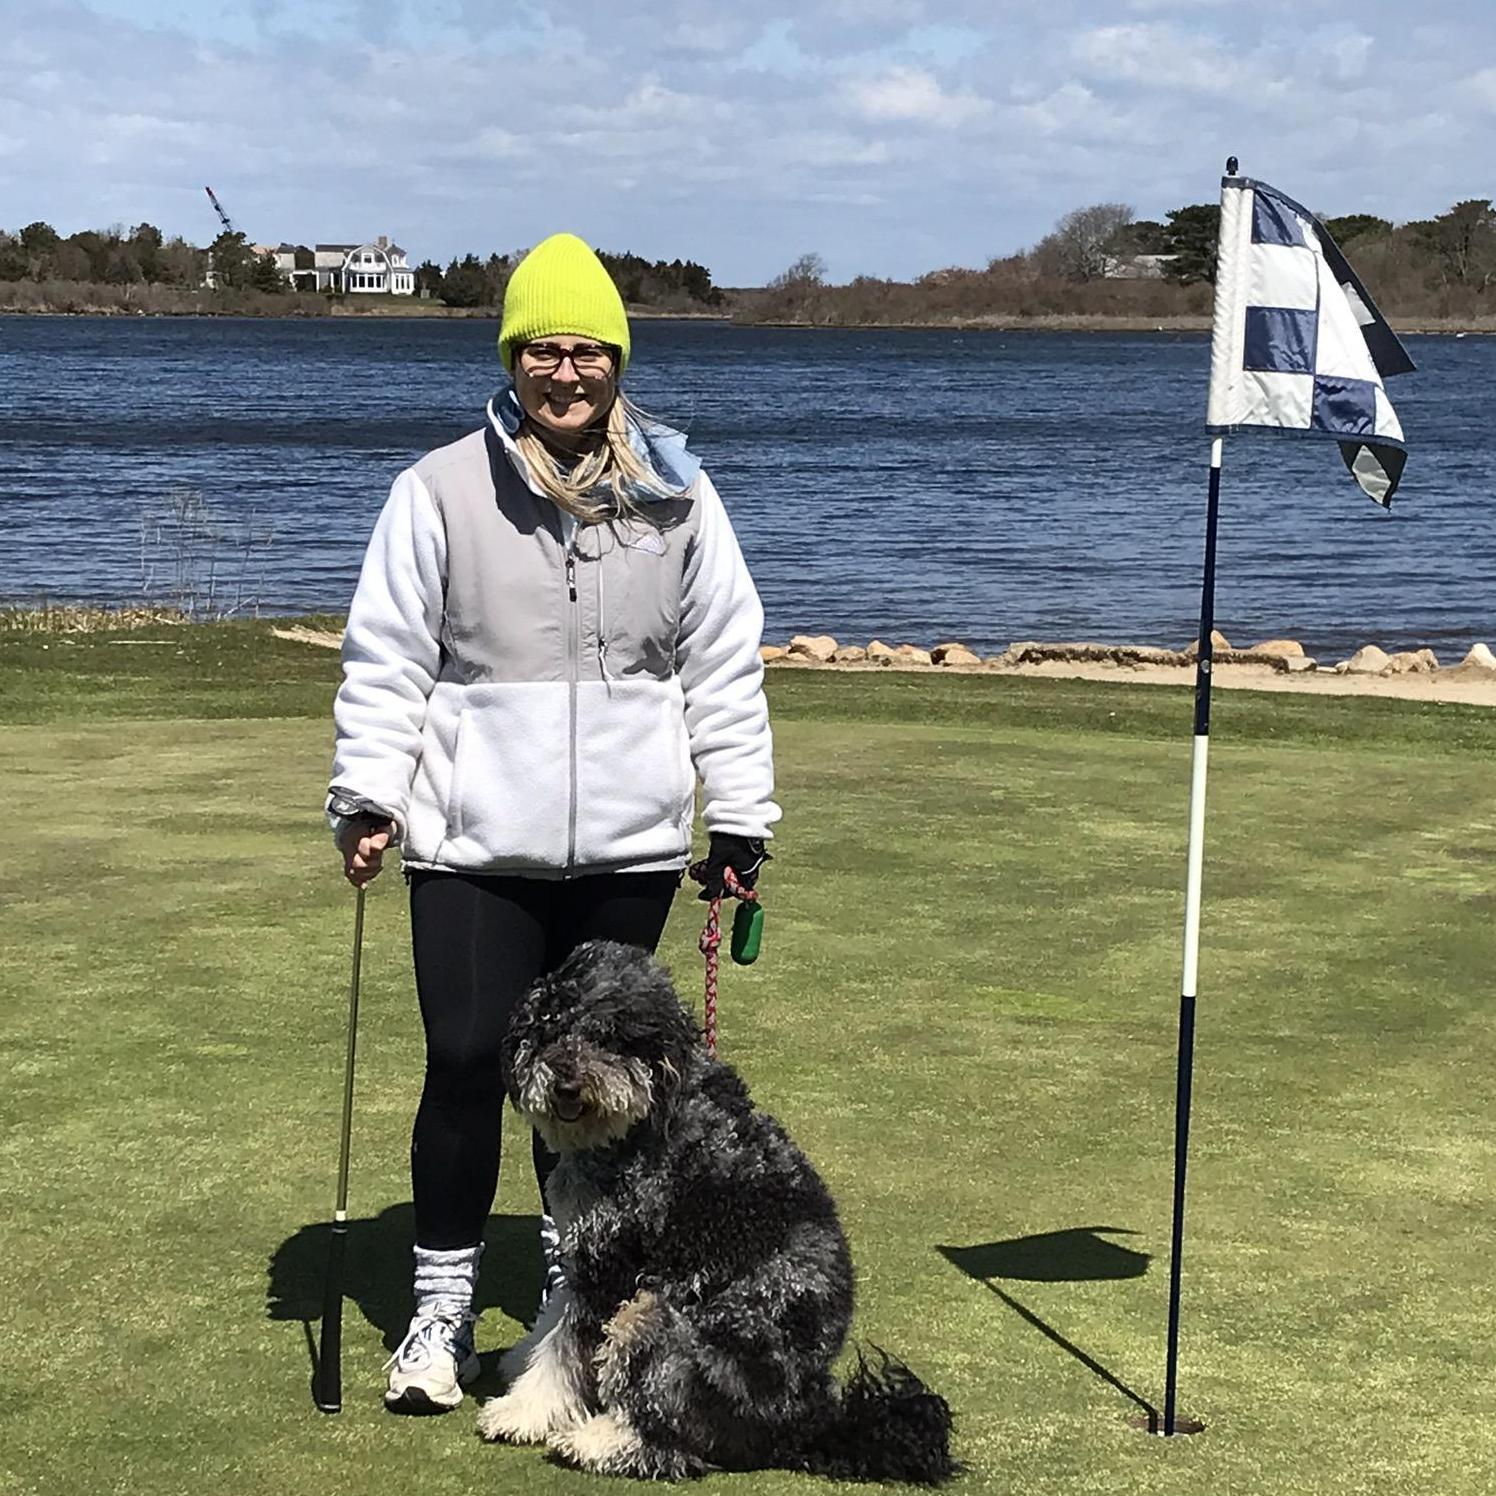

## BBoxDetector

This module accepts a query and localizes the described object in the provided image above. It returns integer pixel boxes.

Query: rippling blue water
[1,314,1489,658]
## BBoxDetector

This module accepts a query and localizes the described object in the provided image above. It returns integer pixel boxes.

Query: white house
[1103,253,1175,281]
[274,235,416,294]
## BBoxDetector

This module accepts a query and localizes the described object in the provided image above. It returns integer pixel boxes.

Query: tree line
[745,196,1496,326]
[0,219,726,311]
[415,248,723,310]
[0,221,206,287]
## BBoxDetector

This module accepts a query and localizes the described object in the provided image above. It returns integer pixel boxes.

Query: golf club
[313,882,366,1414]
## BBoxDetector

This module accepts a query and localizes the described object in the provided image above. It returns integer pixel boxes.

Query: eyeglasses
[519,342,617,377]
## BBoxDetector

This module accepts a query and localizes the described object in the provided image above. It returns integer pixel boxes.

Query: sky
[4,0,1495,285]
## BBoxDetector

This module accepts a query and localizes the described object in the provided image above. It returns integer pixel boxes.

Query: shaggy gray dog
[477,939,955,1482]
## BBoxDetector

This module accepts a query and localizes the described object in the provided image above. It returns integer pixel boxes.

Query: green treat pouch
[730,900,764,965]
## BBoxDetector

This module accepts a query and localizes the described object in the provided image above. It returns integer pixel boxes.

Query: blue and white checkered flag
[1206,175,1414,505]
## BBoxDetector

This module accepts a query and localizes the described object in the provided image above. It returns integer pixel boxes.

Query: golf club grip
[314,1222,347,1413]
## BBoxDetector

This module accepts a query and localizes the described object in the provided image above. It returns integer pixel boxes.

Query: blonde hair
[514,392,687,524]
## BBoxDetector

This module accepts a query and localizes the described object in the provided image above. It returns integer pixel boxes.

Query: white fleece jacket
[328,406,780,876]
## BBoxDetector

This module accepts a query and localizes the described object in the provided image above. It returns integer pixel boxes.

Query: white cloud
[1464,67,1496,110]
[468,127,524,160]
[842,65,991,127]
[1325,31,1373,82]
[1070,23,1237,94]
[1010,81,1126,140]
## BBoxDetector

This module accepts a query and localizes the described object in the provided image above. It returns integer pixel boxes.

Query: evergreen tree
[208,230,254,289]
[249,250,288,294]
[440,253,488,307]
[1163,204,1221,284]
[1323,213,1392,247]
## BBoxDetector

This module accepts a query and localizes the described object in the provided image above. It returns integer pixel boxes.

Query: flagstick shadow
[938,1229,1158,1426]
[984,1282,1159,1427]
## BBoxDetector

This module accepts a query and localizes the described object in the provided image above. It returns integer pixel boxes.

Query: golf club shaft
[314,882,366,1414]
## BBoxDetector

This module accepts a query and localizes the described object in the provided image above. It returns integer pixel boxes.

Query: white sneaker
[383,1312,481,1413]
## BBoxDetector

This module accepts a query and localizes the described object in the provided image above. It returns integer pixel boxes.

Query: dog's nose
[554,1080,582,1103]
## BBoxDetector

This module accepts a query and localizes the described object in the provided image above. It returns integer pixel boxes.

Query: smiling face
[512,335,618,446]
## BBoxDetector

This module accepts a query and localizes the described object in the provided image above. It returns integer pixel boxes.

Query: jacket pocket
[573,678,693,867]
[443,683,573,869]
[597,527,683,681]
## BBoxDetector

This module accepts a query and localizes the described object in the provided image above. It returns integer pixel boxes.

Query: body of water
[1,314,1490,659]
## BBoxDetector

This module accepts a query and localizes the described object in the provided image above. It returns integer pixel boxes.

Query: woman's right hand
[337,816,395,886]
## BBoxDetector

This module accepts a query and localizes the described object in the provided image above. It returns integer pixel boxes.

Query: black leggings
[407,869,679,1249]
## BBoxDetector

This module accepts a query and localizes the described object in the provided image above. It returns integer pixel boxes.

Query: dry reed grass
[0,604,190,634]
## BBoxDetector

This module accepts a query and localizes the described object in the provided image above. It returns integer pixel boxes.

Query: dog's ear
[653,999,702,1098]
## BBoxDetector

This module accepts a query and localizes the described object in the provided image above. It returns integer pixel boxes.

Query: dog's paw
[547,1411,643,1473]
[476,1393,557,1446]
[604,1288,660,1349]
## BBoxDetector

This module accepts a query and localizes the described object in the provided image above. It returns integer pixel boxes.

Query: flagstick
[1161,435,1222,1437]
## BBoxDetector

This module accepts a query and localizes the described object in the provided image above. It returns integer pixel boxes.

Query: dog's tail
[798,1346,957,1486]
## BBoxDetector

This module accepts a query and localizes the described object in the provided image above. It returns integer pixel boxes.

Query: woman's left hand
[692,834,769,900]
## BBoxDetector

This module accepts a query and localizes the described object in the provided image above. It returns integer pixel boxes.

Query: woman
[327,232,779,1413]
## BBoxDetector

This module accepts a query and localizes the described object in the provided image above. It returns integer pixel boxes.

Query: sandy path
[764,655,1496,707]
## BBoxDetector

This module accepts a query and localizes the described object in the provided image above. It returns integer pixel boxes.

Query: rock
[759,645,789,662]
[788,633,837,663]
[1461,642,1496,671]
[1283,655,1317,673]
[1417,648,1440,671]
[1183,629,1232,658]
[935,646,982,667]
[866,639,896,662]
[994,641,1188,669]
[1250,638,1306,658]
[891,644,933,666]
[831,645,867,663]
[1382,651,1424,675]
[1341,645,1391,675]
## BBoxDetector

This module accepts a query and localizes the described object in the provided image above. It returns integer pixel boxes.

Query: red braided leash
[687,863,757,1057]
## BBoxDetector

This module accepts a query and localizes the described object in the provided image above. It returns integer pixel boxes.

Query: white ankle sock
[413,1243,483,1322]
[537,1212,570,1314]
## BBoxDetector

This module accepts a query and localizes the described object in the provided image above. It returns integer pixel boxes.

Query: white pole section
[1180,434,1223,1000]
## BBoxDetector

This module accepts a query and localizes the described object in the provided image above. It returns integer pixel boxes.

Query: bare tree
[754,252,829,323]
[1033,203,1136,282]
[771,252,827,289]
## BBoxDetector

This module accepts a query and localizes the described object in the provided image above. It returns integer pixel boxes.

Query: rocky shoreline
[243,621,1496,706]
[762,631,1496,707]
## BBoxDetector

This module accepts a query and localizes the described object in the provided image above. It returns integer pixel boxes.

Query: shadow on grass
[267,1205,545,1394]
[938,1227,1159,1426]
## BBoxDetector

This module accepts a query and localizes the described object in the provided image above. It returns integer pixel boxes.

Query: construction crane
[204,186,238,237]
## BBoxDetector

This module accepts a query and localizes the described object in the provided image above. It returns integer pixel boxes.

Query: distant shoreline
[3,299,1491,337]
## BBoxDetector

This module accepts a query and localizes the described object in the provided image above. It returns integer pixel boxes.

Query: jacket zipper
[564,536,580,876]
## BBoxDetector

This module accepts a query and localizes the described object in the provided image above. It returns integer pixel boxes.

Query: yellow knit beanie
[498,233,631,373]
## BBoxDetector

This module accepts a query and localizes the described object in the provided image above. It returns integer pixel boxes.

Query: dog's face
[503,940,699,1153]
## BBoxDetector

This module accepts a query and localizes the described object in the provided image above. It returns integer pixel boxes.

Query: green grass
[3,621,1495,1495]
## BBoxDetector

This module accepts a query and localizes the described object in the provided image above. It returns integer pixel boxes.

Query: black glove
[693,834,769,901]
